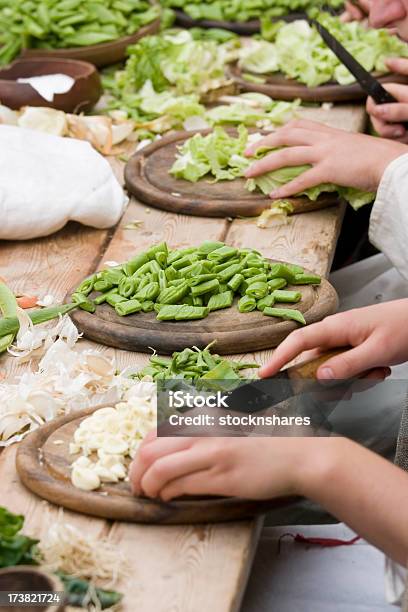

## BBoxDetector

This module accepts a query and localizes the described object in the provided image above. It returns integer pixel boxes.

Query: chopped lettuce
[169,126,375,209]
[206,94,300,127]
[161,0,344,22]
[117,29,238,97]
[240,13,408,87]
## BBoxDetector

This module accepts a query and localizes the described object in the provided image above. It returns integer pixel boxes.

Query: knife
[310,17,408,127]
[224,349,347,414]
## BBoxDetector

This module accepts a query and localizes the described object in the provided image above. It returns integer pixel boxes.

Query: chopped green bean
[272,290,302,303]
[267,278,287,291]
[227,273,244,292]
[246,281,268,299]
[257,294,275,311]
[263,307,306,325]
[106,293,128,307]
[238,295,257,313]
[115,299,142,316]
[207,291,234,311]
[292,273,321,285]
[190,279,220,296]
[135,282,160,301]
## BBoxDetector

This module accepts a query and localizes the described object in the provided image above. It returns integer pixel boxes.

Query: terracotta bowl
[0,566,65,611]
[0,58,102,112]
[21,18,161,68]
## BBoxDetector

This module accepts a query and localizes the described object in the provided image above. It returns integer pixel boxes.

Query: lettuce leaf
[238,12,408,87]
[169,126,375,209]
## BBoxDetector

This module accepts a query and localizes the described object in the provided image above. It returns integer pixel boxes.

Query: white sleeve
[385,556,407,606]
[369,153,408,281]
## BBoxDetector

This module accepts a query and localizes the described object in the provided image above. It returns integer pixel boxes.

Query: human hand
[367,60,408,142]
[340,0,371,22]
[129,433,330,501]
[259,300,408,380]
[244,119,407,199]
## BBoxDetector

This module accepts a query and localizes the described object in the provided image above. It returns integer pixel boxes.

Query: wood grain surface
[125,129,337,217]
[69,269,338,354]
[0,103,367,612]
[16,405,297,524]
[229,64,408,102]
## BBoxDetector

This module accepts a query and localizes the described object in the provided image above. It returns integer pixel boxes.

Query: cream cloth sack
[0,126,128,240]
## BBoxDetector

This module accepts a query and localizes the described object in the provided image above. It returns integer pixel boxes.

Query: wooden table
[0,104,366,612]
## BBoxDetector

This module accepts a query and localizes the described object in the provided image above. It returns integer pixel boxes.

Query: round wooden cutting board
[124,129,337,217]
[16,405,297,524]
[68,266,338,355]
[229,64,408,102]
[173,10,312,34]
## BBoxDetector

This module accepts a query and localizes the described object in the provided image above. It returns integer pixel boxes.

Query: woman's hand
[129,434,328,501]
[259,299,408,380]
[367,59,408,142]
[340,0,371,22]
[244,119,407,199]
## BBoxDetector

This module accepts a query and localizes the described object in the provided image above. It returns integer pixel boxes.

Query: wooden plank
[0,104,366,612]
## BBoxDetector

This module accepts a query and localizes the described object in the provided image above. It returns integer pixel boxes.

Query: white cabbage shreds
[70,382,156,491]
[38,509,129,589]
[0,317,119,447]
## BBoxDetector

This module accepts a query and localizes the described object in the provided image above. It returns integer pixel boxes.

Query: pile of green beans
[72,241,321,324]
[134,341,259,381]
[0,0,160,65]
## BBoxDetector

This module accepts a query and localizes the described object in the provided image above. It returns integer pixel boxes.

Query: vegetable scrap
[238,12,408,87]
[169,126,375,209]
[0,506,38,568]
[0,105,136,155]
[38,509,129,589]
[0,315,119,446]
[72,241,321,322]
[0,0,160,65]
[101,30,300,137]
[133,341,259,381]
[0,505,125,609]
[70,382,156,491]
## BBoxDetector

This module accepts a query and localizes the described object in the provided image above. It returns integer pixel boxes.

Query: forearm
[300,437,408,566]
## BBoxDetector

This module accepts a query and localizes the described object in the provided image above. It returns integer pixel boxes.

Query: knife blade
[310,17,408,125]
[225,349,347,413]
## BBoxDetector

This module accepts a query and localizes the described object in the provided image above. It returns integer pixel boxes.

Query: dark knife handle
[370,82,408,130]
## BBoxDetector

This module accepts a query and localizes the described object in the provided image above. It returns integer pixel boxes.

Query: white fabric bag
[0,126,128,240]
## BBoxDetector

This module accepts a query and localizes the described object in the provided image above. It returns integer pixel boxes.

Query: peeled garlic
[71,465,101,491]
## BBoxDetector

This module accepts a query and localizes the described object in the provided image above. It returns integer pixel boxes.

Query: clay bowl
[0,58,102,112]
[0,566,65,611]
[21,17,161,68]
